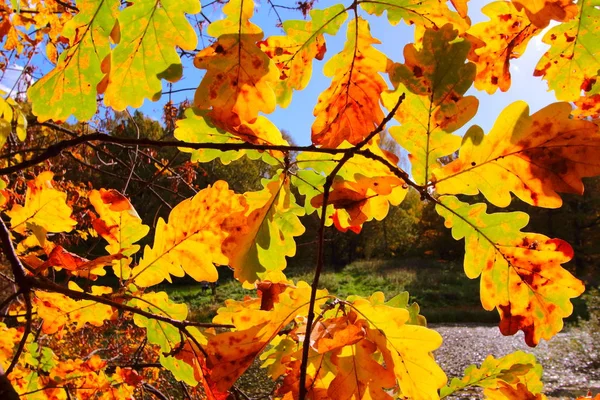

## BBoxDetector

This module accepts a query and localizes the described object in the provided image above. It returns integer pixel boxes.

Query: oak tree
[1,0,599,398]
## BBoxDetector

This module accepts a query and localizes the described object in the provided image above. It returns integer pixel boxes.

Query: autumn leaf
[573,93,600,119]
[466,1,540,94]
[194,0,279,128]
[327,327,397,400]
[28,0,120,121]
[311,17,389,148]
[533,0,600,101]
[258,4,347,107]
[6,171,76,234]
[130,291,189,353]
[296,139,408,230]
[359,0,468,32]
[0,92,27,148]
[221,174,305,285]
[174,108,252,164]
[311,174,407,229]
[207,281,328,391]
[441,350,543,398]
[436,196,585,346]
[102,0,200,110]
[381,24,477,185]
[450,0,469,18]
[131,181,246,287]
[34,283,116,334]
[511,0,578,28]
[433,102,600,208]
[40,244,125,277]
[275,292,445,399]
[89,188,150,279]
[349,292,447,399]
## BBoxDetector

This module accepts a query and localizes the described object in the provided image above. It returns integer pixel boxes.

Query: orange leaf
[311,17,389,148]
[512,0,578,28]
[194,0,279,129]
[41,245,125,276]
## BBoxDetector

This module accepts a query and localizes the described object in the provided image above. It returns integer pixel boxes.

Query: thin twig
[298,92,405,399]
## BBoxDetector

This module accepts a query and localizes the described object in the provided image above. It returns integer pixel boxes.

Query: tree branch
[0,124,354,176]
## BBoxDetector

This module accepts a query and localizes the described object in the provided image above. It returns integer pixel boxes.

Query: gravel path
[432,324,600,399]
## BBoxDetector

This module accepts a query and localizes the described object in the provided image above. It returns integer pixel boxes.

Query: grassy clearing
[164,258,500,323]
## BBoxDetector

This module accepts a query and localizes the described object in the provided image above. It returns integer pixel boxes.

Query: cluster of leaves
[1,0,600,399]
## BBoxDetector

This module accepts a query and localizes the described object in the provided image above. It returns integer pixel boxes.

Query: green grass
[163,258,500,323]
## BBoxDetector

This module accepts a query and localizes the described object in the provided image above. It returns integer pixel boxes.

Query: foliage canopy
[0,0,599,398]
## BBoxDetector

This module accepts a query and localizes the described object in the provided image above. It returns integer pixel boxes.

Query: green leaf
[222,174,305,285]
[28,0,120,122]
[174,108,266,164]
[440,351,543,398]
[534,0,600,101]
[131,291,188,353]
[103,0,200,110]
[381,25,476,185]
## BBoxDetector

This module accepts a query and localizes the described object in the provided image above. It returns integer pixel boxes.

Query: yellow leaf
[382,25,476,185]
[34,284,115,334]
[433,102,600,208]
[103,0,200,109]
[89,189,149,279]
[436,196,585,346]
[131,181,246,287]
[466,1,540,94]
[222,174,305,285]
[533,0,600,101]
[512,0,578,28]
[28,0,120,122]
[6,171,76,234]
[258,4,347,107]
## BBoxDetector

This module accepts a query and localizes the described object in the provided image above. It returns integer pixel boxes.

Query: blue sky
[1,0,559,148]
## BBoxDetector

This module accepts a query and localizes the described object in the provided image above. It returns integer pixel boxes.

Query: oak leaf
[511,0,578,28]
[89,188,150,279]
[193,0,279,128]
[28,0,120,121]
[222,174,305,285]
[312,17,389,148]
[130,291,189,353]
[382,25,477,185]
[0,92,27,149]
[533,0,600,101]
[295,139,407,229]
[359,0,468,32]
[206,282,328,391]
[131,181,246,287]
[466,1,540,94]
[102,0,200,109]
[40,245,125,278]
[436,196,585,346]
[6,171,76,235]
[258,4,347,107]
[34,284,116,334]
[441,350,543,398]
[433,102,600,208]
